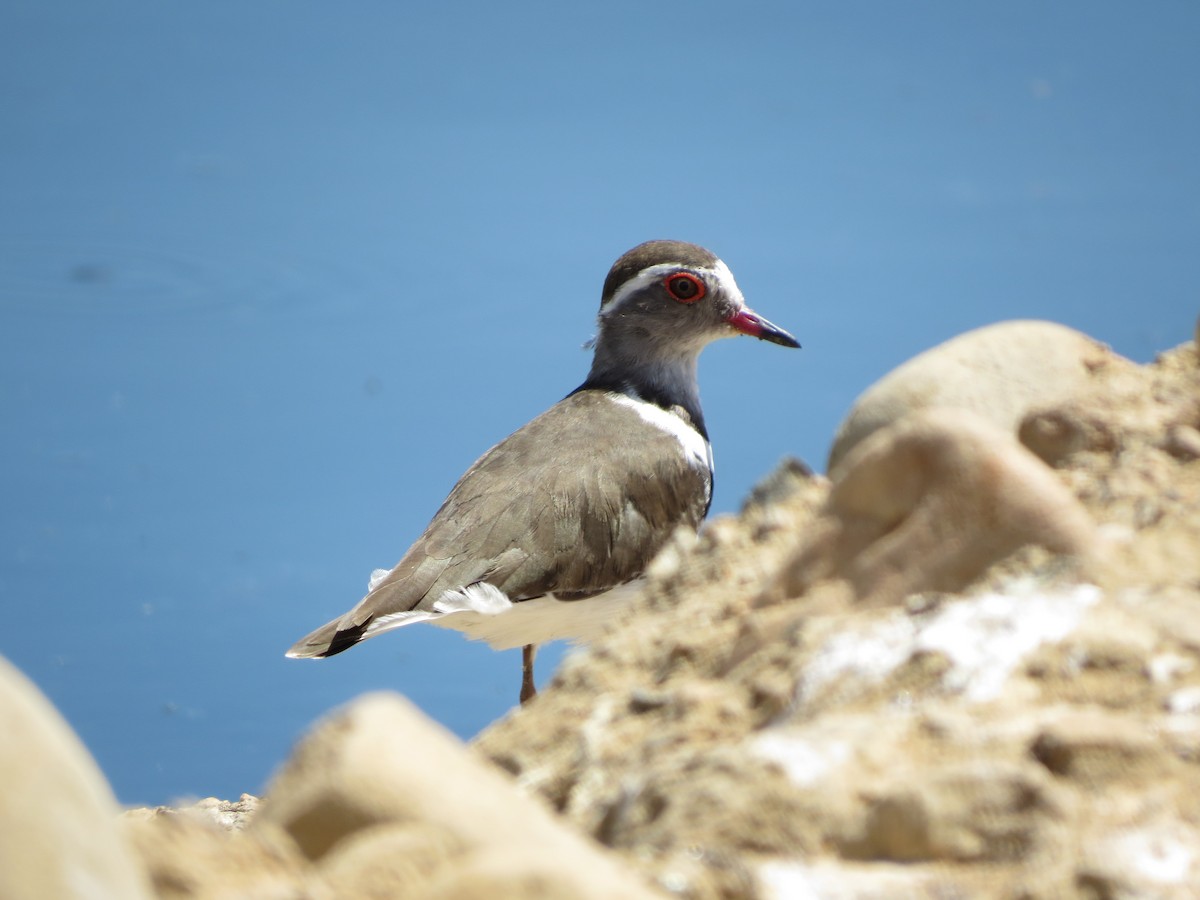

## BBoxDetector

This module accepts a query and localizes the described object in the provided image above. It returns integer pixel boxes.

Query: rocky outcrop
[773,406,1102,608]
[0,656,151,900]
[121,797,306,899]
[254,692,660,898]
[7,316,1199,898]
[118,695,662,899]
[826,319,1124,469]
[473,321,1200,897]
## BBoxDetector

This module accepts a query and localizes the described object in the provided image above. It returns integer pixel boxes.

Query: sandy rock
[848,760,1072,864]
[1077,815,1200,898]
[120,323,1200,899]
[1021,340,1200,594]
[315,822,464,898]
[124,794,261,832]
[471,330,1200,898]
[1163,423,1200,460]
[828,319,1122,469]
[423,845,640,900]
[120,805,311,899]
[772,407,1100,607]
[254,692,660,899]
[1030,711,1176,786]
[756,858,978,899]
[1019,343,1200,471]
[0,655,151,900]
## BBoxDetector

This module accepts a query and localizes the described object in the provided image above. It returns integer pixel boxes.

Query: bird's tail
[285,615,373,659]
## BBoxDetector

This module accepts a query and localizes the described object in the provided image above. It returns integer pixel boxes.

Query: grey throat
[286,239,800,704]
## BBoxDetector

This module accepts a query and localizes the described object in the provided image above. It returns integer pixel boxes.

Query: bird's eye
[664,273,705,303]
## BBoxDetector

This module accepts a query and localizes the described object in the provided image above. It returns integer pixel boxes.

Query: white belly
[364,580,647,650]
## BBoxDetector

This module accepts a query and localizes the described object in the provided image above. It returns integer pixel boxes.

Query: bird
[286,240,799,704]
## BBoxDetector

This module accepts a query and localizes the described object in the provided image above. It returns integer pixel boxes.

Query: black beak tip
[767,331,801,349]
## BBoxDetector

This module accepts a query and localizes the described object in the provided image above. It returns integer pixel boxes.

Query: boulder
[827,319,1124,469]
[120,802,310,899]
[254,692,661,899]
[773,407,1101,607]
[0,655,151,900]
[474,332,1200,898]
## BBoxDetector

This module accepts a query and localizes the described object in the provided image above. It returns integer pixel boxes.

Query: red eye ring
[664,272,706,304]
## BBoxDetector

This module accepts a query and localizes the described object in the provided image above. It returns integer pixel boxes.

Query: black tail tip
[324,618,374,657]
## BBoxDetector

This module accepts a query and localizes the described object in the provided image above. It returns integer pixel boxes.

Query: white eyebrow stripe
[602,257,747,317]
[710,258,746,307]
[602,263,687,313]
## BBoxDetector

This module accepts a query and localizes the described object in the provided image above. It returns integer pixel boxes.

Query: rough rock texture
[256,692,661,899]
[773,406,1102,608]
[473,322,1200,898]
[0,655,152,899]
[12,316,1200,899]
[120,695,662,899]
[120,798,309,899]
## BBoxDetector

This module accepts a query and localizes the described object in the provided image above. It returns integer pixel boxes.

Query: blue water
[2,1,1197,805]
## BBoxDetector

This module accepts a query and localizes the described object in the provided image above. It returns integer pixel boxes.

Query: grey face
[597,240,799,356]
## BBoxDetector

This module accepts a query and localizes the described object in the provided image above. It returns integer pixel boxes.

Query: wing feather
[286,390,710,657]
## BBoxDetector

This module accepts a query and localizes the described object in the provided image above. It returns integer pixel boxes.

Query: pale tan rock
[120,806,313,899]
[1163,423,1200,461]
[124,793,260,832]
[0,655,151,900]
[1020,338,1200,470]
[1018,405,1120,465]
[1016,341,1200,594]
[468,338,1200,900]
[1030,711,1176,785]
[424,845,628,900]
[1022,604,1164,709]
[586,743,823,859]
[847,760,1073,864]
[254,692,660,899]
[1077,815,1200,897]
[1139,588,1200,656]
[828,319,1120,470]
[774,408,1100,607]
[315,822,464,899]
[756,858,987,900]
[117,329,1189,900]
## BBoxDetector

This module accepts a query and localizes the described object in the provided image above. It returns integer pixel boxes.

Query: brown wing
[286,390,710,657]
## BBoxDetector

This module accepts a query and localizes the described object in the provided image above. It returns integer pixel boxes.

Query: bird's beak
[727,309,801,348]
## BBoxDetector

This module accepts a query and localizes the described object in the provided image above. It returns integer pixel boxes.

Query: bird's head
[594,240,799,361]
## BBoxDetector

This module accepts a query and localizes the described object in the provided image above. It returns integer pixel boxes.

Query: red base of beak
[727,310,800,348]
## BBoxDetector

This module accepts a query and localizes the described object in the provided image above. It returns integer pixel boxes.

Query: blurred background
[2,1,1196,806]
